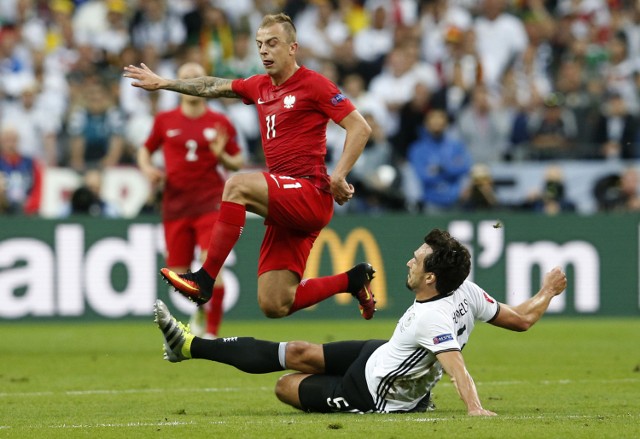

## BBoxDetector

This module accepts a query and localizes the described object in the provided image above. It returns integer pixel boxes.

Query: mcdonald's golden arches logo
[304,227,386,309]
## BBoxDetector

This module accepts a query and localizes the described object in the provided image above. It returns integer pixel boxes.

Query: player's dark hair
[423,229,471,296]
[259,13,297,42]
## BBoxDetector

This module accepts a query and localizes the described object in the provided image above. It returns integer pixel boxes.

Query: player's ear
[289,42,298,56]
[424,272,436,286]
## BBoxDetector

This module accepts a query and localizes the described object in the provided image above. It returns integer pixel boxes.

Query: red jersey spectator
[124,13,375,320]
[138,62,243,339]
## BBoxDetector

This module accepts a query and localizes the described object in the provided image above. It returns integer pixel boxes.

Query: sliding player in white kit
[153,228,567,415]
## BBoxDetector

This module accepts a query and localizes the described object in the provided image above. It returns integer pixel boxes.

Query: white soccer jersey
[365,280,500,413]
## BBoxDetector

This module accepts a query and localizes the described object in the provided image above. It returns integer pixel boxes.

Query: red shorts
[163,211,219,267]
[258,173,334,278]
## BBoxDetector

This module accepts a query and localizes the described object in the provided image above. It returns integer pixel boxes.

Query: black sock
[190,337,284,374]
[194,268,214,294]
[346,263,368,294]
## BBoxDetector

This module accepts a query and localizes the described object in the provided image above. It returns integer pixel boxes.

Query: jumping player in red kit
[124,13,376,320]
[137,62,244,338]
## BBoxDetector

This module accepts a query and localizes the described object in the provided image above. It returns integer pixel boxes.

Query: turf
[0,317,638,438]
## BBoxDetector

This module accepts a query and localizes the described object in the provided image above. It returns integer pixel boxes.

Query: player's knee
[274,375,289,401]
[260,302,290,318]
[258,294,291,318]
[258,289,295,318]
[274,374,302,409]
[286,341,312,360]
[222,174,252,202]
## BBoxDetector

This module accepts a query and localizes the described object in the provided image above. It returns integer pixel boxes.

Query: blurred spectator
[67,80,125,171]
[72,0,109,45]
[364,0,418,27]
[556,0,612,33]
[352,4,394,64]
[65,168,119,217]
[554,58,601,149]
[593,166,640,212]
[190,4,235,75]
[519,165,576,215]
[85,0,130,64]
[30,48,69,124]
[590,92,639,159]
[455,84,512,164]
[515,0,556,85]
[0,0,18,25]
[369,41,439,138]
[333,35,383,87]
[0,24,33,97]
[1,81,60,165]
[555,0,611,74]
[336,0,369,35]
[407,108,472,212]
[183,0,207,45]
[212,0,256,28]
[65,40,108,104]
[418,0,473,67]
[118,45,178,119]
[342,73,391,138]
[243,0,282,33]
[601,31,639,116]
[432,26,482,118]
[45,0,79,74]
[0,123,42,215]
[621,0,640,61]
[509,20,553,112]
[474,0,528,93]
[349,112,404,213]
[392,81,433,162]
[12,0,47,51]
[294,0,350,67]
[524,92,578,160]
[459,163,501,211]
[129,0,186,59]
[216,29,263,79]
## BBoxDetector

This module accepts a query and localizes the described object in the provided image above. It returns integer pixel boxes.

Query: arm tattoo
[166,77,239,99]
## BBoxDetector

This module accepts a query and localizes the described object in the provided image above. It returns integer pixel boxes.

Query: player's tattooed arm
[166,77,239,99]
[124,64,239,99]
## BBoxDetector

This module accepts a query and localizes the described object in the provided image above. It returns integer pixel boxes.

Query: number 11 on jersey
[265,114,276,139]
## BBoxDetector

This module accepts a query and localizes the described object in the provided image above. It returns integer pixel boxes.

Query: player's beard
[405,275,414,291]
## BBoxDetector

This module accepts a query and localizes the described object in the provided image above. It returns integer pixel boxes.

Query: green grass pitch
[0,317,638,438]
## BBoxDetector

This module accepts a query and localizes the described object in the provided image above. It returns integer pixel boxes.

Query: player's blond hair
[259,13,297,43]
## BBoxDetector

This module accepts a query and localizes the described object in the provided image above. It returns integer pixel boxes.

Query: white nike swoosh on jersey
[257,98,265,104]
[167,129,181,137]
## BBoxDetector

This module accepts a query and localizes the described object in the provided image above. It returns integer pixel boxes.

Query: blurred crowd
[1,0,640,217]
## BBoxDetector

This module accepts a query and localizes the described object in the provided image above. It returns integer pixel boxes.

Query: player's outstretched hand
[542,266,567,297]
[123,63,168,91]
[330,176,354,206]
[468,408,497,416]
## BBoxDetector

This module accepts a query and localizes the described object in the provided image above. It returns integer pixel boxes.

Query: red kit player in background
[124,13,376,320]
[137,62,244,338]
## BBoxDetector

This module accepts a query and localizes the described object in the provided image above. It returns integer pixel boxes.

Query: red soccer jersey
[232,66,355,191]
[144,107,240,220]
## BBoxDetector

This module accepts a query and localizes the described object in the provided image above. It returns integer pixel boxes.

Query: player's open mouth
[263,60,274,67]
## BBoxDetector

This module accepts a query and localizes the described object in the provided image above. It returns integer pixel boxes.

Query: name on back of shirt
[452,298,469,324]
